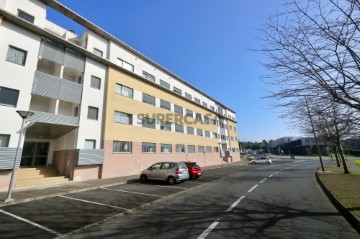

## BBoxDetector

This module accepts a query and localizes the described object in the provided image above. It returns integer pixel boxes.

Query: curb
[315,171,360,234]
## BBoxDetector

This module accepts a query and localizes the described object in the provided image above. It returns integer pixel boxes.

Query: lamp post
[304,96,325,172]
[5,110,34,202]
[218,141,223,168]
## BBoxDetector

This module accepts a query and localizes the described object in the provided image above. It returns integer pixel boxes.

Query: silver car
[250,157,272,165]
[140,161,189,185]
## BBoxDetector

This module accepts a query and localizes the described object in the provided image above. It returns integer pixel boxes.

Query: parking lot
[0,165,257,238]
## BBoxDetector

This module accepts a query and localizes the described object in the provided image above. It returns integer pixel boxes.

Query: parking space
[0,164,253,238]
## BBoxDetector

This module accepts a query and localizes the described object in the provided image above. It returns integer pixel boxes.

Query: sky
[49,0,300,142]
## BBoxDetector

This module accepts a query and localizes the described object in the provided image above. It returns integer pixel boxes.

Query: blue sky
[50,0,300,142]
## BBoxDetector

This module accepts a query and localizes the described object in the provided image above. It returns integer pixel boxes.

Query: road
[0,159,358,238]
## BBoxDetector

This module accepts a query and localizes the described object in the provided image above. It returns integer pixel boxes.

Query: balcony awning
[26,122,77,139]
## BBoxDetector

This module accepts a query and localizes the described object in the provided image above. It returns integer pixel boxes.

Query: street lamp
[218,141,223,168]
[4,110,34,202]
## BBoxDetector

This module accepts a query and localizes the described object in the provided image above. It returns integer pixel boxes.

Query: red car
[185,162,202,179]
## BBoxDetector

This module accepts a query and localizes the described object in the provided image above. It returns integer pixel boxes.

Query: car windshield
[191,163,199,167]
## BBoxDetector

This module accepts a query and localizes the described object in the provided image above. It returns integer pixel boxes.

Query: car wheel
[167,176,176,185]
[251,161,256,165]
[140,174,147,182]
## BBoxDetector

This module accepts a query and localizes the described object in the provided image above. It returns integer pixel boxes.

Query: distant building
[270,137,328,155]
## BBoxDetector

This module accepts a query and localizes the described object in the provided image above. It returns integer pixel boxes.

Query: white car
[250,157,272,165]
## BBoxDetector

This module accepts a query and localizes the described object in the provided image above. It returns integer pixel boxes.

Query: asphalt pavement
[0,157,360,236]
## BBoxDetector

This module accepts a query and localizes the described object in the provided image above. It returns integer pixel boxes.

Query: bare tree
[261,0,360,111]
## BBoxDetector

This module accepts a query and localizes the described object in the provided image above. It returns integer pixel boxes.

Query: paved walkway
[0,157,359,233]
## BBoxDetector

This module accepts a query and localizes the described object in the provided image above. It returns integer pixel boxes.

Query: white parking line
[197,220,219,239]
[248,184,258,193]
[59,195,129,210]
[159,185,188,189]
[101,187,163,197]
[186,181,202,184]
[226,196,245,212]
[260,178,267,183]
[0,209,61,236]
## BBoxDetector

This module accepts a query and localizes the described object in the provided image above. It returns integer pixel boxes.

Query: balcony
[25,111,79,139]
[32,71,82,104]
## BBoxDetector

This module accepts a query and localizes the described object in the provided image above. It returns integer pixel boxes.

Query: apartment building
[0,0,239,191]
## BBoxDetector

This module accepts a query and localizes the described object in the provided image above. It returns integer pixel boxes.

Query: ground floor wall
[0,170,12,192]
[102,140,242,179]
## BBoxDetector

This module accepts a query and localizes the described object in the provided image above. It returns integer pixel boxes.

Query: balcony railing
[32,71,82,104]
[76,149,104,166]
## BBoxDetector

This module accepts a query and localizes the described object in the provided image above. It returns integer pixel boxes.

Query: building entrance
[20,142,50,167]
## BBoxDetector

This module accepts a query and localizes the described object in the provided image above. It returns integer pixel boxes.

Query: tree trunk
[332,145,341,167]
[336,141,350,174]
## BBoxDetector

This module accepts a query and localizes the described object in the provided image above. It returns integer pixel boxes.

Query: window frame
[84,139,96,149]
[142,93,156,106]
[188,145,195,153]
[17,9,35,23]
[90,75,101,90]
[114,111,133,125]
[113,141,132,153]
[0,86,19,107]
[161,144,172,153]
[142,71,155,82]
[6,45,27,66]
[176,144,185,153]
[142,142,156,153]
[0,134,10,147]
[115,84,133,98]
[87,106,99,120]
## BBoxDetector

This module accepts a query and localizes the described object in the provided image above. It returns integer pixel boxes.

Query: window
[176,144,185,153]
[143,71,155,82]
[185,92,192,100]
[93,48,103,57]
[187,126,194,135]
[116,58,134,72]
[161,144,172,153]
[188,145,195,153]
[204,116,211,124]
[85,140,96,149]
[210,106,215,111]
[202,102,208,108]
[6,46,27,66]
[18,9,34,23]
[196,129,203,136]
[206,146,212,153]
[0,134,10,147]
[0,87,19,107]
[115,84,133,98]
[114,111,132,125]
[205,131,210,138]
[194,97,200,104]
[142,93,155,105]
[174,105,183,114]
[234,127,237,132]
[160,100,171,110]
[173,86,182,95]
[195,113,202,121]
[198,146,204,153]
[160,121,171,131]
[186,109,193,118]
[90,76,101,89]
[142,142,156,153]
[87,106,98,120]
[214,147,219,152]
[175,124,184,133]
[142,117,155,129]
[113,141,132,153]
[212,132,218,139]
[160,80,170,90]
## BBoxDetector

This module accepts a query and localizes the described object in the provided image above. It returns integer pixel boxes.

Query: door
[20,142,49,167]
[147,163,161,180]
